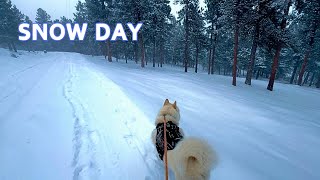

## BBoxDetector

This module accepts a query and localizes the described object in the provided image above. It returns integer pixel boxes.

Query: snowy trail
[0,51,167,180]
[1,49,319,180]
[87,57,320,180]
[62,56,171,180]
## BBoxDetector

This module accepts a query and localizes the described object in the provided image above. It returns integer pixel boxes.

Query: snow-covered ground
[0,49,319,180]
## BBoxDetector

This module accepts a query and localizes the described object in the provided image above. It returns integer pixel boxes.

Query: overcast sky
[11,0,205,21]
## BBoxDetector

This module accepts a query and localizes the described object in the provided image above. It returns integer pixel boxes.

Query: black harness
[155,121,184,160]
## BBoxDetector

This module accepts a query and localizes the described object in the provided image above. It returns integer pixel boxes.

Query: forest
[0,0,320,91]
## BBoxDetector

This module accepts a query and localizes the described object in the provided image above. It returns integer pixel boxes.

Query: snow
[0,48,319,180]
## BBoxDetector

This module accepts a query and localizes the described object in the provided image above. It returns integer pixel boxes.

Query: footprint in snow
[123,134,137,149]
[111,153,120,166]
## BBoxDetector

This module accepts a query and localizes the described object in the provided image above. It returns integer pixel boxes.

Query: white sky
[11,0,205,21]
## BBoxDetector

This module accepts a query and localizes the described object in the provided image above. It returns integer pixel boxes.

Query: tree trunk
[267,45,282,91]
[290,60,300,84]
[140,34,145,68]
[211,33,217,74]
[11,42,17,52]
[208,49,212,74]
[172,46,175,65]
[145,48,148,66]
[195,44,199,73]
[107,41,112,62]
[8,42,13,51]
[134,43,138,64]
[309,73,315,86]
[160,42,164,68]
[232,0,240,86]
[184,1,190,73]
[153,39,156,67]
[256,68,260,79]
[267,0,291,91]
[316,74,320,88]
[297,27,316,85]
[302,71,310,86]
[208,25,213,75]
[232,25,239,86]
[245,24,259,85]
[107,44,112,62]
[104,43,107,59]
[297,49,312,85]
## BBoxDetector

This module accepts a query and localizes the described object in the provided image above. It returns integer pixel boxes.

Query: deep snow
[0,49,319,180]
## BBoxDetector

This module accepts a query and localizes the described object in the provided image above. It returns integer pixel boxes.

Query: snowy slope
[0,49,319,180]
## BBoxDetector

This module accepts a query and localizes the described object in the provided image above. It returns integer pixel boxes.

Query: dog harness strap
[155,121,184,160]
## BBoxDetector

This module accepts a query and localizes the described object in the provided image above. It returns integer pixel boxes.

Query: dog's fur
[151,99,217,180]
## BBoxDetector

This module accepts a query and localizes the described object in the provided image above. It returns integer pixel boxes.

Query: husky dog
[151,99,217,180]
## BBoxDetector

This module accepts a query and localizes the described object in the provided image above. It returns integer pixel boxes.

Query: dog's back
[151,99,217,180]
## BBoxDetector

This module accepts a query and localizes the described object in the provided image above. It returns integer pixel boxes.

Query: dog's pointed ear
[173,101,177,109]
[164,99,170,106]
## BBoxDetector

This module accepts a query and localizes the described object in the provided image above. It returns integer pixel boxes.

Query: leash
[163,115,169,180]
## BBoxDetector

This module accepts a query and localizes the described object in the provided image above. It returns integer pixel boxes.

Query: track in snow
[61,55,167,180]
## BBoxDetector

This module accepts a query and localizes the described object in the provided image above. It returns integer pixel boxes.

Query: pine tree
[189,2,205,73]
[34,8,52,51]
[0,0,24,52]
[74,1,88,23]
[232,0,241,86]
[35,8,51,24]
[244,0,267,85]
[227,0,254,85]
[0,0,14,48]
[23,16,33,52]
[118,0,152,67]
[176,0,192,72]
[8,5,24,52]
[85,0,114,61]
[147,0,171,68]
[297,0,320,86]
[267,0,292,91]
[205,0,223,75]
[168,16,185,66]
[74,0,90,54]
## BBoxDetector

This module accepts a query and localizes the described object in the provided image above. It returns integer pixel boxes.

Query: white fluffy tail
[168,137,217,180]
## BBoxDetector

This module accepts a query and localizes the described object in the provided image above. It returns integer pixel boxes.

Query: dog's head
[155,99,180,125]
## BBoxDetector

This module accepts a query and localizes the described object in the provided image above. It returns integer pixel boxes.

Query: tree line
[0,0,319,90]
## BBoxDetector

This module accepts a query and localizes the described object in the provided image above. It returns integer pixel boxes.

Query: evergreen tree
[189,2,205,73]
[85,0,112,60]
[118,0,152,67]
[35,8,51,24]
[0,0,24,52]
[205,0,224,75]
[176,0,192,72]
[267,0,292,91]
[74,0,91,54]
[23,16,33,52]
[35,8,52,51]
[297,0,320,86]
[244,0,267,85]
